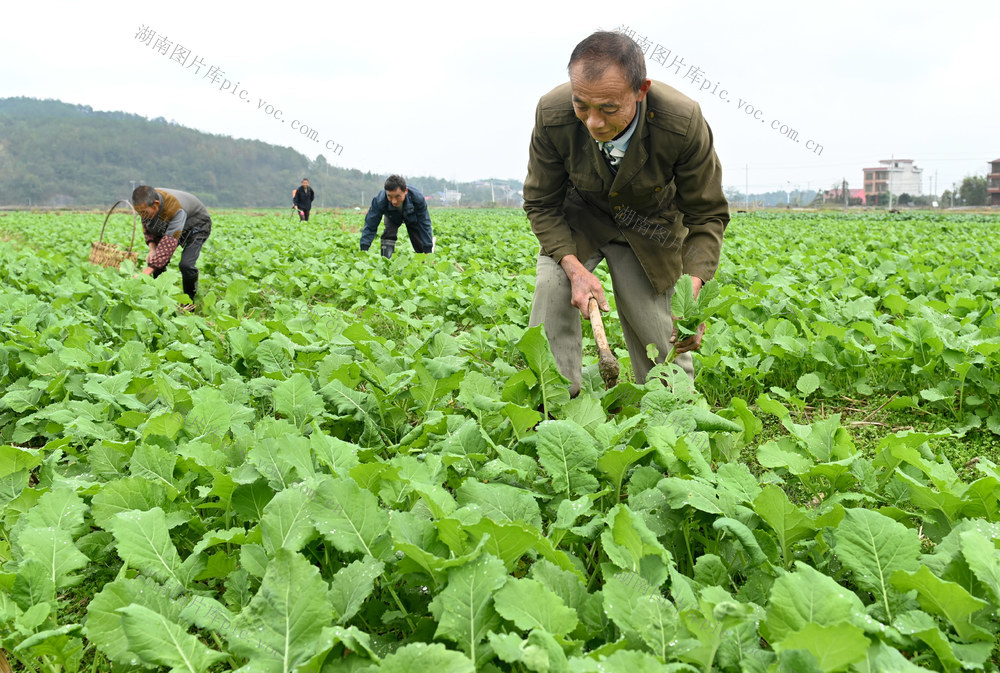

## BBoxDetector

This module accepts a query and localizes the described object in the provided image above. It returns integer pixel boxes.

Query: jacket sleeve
[413,194,432,229]
[522,104,576,263]
[146,210,186,268]
[673,105,730,282]
[147,234,179,269]
[360,197,383,251]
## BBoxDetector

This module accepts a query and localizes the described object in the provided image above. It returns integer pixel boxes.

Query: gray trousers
[528,236,693,397]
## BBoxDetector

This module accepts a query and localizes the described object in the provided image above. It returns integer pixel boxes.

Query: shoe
[178,303,196,313]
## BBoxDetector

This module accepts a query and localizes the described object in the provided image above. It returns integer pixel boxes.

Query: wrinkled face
[386,188,407,208]
[134,200,160,220]
[569,62,650,143]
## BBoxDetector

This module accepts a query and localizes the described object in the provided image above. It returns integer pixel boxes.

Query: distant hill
[0,97,522,208]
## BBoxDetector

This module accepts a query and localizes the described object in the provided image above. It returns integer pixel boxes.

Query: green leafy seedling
[667,274,730,363]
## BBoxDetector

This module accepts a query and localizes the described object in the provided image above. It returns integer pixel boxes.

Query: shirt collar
[597,103,640,154]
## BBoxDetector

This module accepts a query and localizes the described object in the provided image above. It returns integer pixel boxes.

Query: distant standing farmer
[131,186,212,310]
[360,175,435,259]
[523,31,729,395]
[292,178,315,221]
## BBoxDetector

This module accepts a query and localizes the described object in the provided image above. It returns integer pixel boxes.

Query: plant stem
[385,583,416,631]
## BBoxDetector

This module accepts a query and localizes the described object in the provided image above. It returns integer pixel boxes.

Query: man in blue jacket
[360,175,435,259]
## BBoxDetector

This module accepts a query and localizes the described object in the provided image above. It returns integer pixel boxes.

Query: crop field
[0,208,998,672]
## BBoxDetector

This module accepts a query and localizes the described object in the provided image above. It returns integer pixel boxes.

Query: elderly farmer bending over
[523,30,729,396]
[131,186,213,310]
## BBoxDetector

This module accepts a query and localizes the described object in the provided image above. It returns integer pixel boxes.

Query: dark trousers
[299,209,310,222]
[153,227,210,301]
[379,216,433,258]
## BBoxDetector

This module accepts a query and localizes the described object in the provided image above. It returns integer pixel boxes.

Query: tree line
[0,97,522,209]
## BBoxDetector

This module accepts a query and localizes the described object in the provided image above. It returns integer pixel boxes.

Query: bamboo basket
[89,199,139,268]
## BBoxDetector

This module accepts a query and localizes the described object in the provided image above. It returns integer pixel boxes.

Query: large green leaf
[597,445,654,496]
[959,530,1000,603]
[659,476,724,514]
[273,372,325,429]
[84,577,187,665]
[118,604,228,673]
[602,569,667,642]
[671,274,697,326]
[488,630,568,673]
[23,488,88,537]
[90,476,169,529]
[568,648,692,672]
[227,548,334,671]
[775,621,869,672]
[16,526,89,590]
[411,358,465,411]
[362,642,474,673]
[456,480,542,529]
[328,557,384,625]
[893,609,988,671]
[260,486,316,554]
[535,420,599,497]
[0,444,42,477]
[753,485,815,565]
[109,507,192,592]
[462,518,542,570]
[516,326,571,415]
[428,552,507,664]
[11,557,56,609]
[832,508,920,621]
[310,476,392,560]
[852,642,937,672]
[183,387,241,441]
[763,562,865,643]
[601,504,672,576]
[890,565,990,640]
[493,577,578,636]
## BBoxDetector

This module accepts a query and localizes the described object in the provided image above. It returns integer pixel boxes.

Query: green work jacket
[523,80,729,293]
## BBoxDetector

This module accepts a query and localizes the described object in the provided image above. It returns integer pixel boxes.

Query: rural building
[989,158,1000,206]
[822,186,866,205]
[436,189,463,206]
[863,159,923,203]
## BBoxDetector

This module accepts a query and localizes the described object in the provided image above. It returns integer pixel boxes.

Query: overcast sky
[2,0,996,198]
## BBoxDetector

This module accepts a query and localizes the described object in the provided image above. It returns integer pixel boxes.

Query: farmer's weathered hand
[142,266,154,275]
[669,275,705,352]
[670,321,706,353]
[560,254,608,318]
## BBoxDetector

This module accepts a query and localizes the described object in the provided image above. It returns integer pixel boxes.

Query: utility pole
[745,164,749,210]
[843,178,848,208]
[887,154,894,209]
